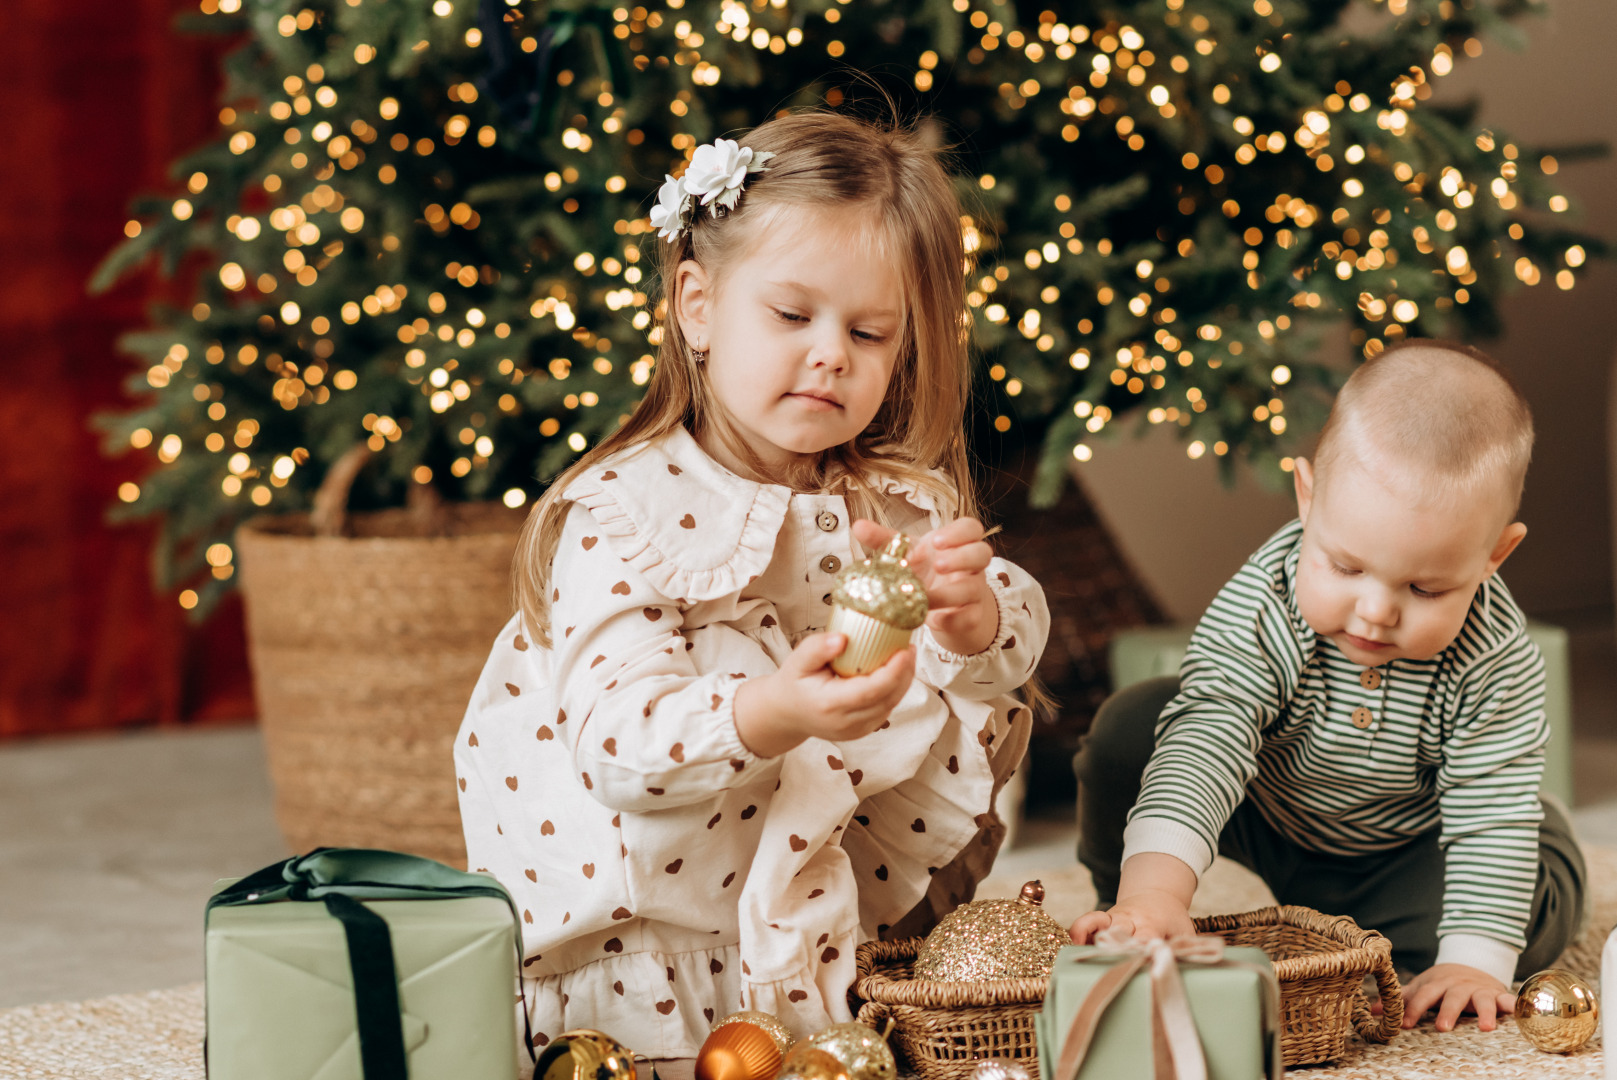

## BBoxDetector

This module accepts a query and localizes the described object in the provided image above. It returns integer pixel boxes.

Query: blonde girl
[455,111,1050,1060]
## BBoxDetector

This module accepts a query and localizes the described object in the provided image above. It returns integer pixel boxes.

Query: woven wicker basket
[852,904,1403,1079]
[236,447,524,868]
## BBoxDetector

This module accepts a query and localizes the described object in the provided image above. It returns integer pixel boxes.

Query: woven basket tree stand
[236,446,525,868]
[853,905,1403,1080]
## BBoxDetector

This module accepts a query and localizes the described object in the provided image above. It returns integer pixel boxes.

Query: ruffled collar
[561,427,947,602]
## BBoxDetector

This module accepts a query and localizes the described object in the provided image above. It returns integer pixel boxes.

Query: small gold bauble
[802,1022,896,1080]
[712,1010,796,1055]
[913,880,1068,981]
[535,1029,638,1080]
[778,1044,851,1080]
[696,1020,785,1080]
[1514,968,1600,1054]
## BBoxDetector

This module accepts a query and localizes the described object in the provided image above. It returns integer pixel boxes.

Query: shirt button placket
[1351,706,1374,730]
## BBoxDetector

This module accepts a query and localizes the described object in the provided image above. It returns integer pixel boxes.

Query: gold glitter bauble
[712,1010,796,1055]
[534,1030,638,1080]
[696,1020,785,1080]
[831,536,928,630]
[913,880,1068,981]
[1514,968,1600,1054]
[802,1022,896,1080]
[778,1045,851,1080]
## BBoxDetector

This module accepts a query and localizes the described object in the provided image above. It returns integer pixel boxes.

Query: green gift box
[205,849,524,1080]
[1035,943,1281,1080]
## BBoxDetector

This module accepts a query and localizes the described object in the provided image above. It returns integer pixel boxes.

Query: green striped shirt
[1124,519,1547,965]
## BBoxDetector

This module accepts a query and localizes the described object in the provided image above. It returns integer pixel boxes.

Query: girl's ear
[1293,457,1316,525]
[673,259,712,351]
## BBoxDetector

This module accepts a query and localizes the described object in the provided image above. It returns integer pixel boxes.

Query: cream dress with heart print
[455,426,1049,1060]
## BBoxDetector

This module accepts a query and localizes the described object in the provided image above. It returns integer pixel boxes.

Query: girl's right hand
[733,632,915,757]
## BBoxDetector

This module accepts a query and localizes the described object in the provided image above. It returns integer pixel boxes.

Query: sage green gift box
[205,851,522,1080]
[1035,944,1281,1080]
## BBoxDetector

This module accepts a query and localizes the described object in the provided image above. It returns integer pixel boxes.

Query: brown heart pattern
[827,755,844,770]
[524,869,537,882]
[582,536,598,550]
[612,906,632,920]
[848,769,863,785]
[656,1000,676,1015]
[670,743,685,762]
[602,738,617,756]
[540,819,555,835]
[821,947,839,963]
[740,805,757,820]
[536,726,553,741]
[875,864,889,881]
[468,732,479,747]
[505,776,519,790]
[644,607,661,621]
[611,581,631,595]
[912,818,927,833]
[710,959,724,974]
[582,863,595,878]
[514,634,528,651]
[457,777,466,791]
[601,471,617,480]
[505,682,521,696]
[613,981,624,995]
[789,835,808,852]
[679,514,696,529]
[667,464,682,475]
[666,859,683,874]
[788,990,809,1003]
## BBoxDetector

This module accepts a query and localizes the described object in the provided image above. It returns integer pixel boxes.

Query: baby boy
[1071,340,1585,1032]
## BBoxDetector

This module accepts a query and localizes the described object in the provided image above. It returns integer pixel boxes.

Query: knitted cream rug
[3,848,1611,1080]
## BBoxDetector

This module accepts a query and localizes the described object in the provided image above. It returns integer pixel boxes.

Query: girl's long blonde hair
[514,111,978,646]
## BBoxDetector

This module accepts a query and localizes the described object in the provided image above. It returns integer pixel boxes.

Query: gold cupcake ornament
[1514,968,1600,1054]
[829,535,928,677]
[913,880,1068,982]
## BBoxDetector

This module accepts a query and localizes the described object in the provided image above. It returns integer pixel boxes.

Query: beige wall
[1073,1,1617,623]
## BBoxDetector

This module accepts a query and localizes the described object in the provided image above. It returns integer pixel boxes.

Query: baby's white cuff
[1121,817,1215,879]
[1434,933,1519,988]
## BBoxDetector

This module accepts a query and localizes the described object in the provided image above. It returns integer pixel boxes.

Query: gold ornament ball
[914,880,1068,981]
[778,1045,851,1080]
[1513,968,1600,1054]
[802,1022,896,1080]
[712,1010,796,1055]
[535,1030,639,1080]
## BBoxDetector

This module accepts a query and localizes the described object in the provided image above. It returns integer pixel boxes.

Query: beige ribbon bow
[1052,928,1281,1080]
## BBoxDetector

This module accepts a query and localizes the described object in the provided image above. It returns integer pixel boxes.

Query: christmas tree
[96,0,1601,613]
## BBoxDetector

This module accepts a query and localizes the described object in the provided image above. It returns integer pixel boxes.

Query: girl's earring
[689,345,709,364]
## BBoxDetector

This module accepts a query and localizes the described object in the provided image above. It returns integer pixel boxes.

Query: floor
[4,610,1617,1010]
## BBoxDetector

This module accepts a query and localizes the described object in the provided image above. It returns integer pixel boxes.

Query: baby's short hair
[1313,339,1534,517]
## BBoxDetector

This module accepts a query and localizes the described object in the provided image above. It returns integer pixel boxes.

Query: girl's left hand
[852,518,999,657]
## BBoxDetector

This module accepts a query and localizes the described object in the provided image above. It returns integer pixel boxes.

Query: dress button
[819,555,842,575]
[1351,707,1374,729]
[822,593,834,606]
[816,510,839,532]
[1360,669,1382,690]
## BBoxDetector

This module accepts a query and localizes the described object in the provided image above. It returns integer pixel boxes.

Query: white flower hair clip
[649,137,775,242]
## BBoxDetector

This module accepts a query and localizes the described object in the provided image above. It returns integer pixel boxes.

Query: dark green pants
[1074,676,1586,978]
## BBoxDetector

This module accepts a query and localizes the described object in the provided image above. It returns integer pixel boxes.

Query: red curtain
[0,0,254,736]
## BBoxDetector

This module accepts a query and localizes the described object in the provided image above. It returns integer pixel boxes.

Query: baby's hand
[733,632,915,757]
[853,519,999,656]
[1399,964,1514,1032]
[1068,891,1196,945]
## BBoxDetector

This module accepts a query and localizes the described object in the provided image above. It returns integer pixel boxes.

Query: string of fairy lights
[98,0,1597,612]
